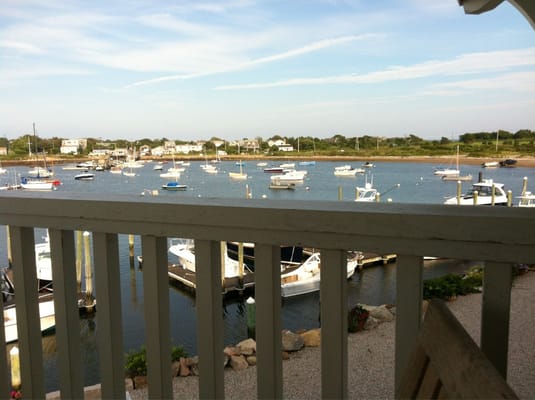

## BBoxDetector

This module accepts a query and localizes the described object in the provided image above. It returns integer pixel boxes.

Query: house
[60,139,88,155]
[268,139,294,152]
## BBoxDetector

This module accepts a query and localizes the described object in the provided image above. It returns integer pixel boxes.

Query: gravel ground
[128,270,534,399]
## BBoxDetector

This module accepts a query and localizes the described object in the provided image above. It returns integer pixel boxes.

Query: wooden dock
[167,264,255,294]
[357,252,397,269]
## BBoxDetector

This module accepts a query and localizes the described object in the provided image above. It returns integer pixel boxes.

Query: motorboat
[74,172,95,180]
[226,242,304,267]
[280,252,359,297]
[3,298,56,343]
[159,170,181,178]
[334,168,364,177]
[169,241,253,279]
[517,192,535,207]
[355,182,378,202]
[499,159,517,168]
[161,182,187,191]
[270,170,307,184]
[35,233,53,283]
[269,182,296,190]
[444,179,508,205]
[362,161,374,168]
[481,161,499,168]
[263,167,284,173]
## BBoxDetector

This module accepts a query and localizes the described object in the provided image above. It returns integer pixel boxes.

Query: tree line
[0,129,534,158]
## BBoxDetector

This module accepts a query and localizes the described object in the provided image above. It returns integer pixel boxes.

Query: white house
[268,139,294,152]
[60,139,88,155]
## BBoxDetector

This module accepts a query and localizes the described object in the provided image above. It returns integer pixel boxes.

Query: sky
[1,0,534,142]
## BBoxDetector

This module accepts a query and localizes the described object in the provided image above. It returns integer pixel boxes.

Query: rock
[237,338,256,355]
[171,360,181,377]
[224,345,240,357]
[282,351,290,360]
[369,305,394,322]
[124,378,134,392]
[364,315,379,330]
[133,375,148,390]
[229,355,249,371]
[282,330,304,352]
[300,328,321,347]
[189,356,199,376]
[179,357,191,377]
[246,355,257,366]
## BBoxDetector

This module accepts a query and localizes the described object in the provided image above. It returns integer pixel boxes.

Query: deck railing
[1,191,534,398]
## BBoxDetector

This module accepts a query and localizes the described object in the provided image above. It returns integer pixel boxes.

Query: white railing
[1,191,534,399]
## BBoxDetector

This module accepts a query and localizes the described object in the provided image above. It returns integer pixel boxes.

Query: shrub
[125,344,188,378]
[423,267,483,300]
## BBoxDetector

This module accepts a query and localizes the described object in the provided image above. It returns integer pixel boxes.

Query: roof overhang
[458,0,535,29]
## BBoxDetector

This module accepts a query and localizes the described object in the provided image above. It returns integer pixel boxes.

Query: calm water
[1,159,534,391]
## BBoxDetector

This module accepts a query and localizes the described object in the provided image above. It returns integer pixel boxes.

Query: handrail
[1,191,534,398]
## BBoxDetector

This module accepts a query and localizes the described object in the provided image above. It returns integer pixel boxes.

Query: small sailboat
[229,161,247,180]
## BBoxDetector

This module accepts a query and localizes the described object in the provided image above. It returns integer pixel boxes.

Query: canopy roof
[458,0,535,29]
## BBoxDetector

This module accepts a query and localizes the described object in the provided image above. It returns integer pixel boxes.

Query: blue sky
[1,0,534,141]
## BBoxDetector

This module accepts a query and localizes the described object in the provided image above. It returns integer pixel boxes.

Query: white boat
[161,181,187,191]
[27,166,53,178]
[35,234,53,282]
[482,161,499,168]
[122,168,138,177]
[444,179,508,205]
[279,163,295,169]
[355,182,378,202]
[74,173,95,180]
[20,177,55,190]
[362,161,374,168]
[153,164,163,171]
[0,166,7,174]
[517,192,535,207]
[280,252,358,297]
[270,170,306,183]
[334,168,364,176]
[434,145,462,176]
[229,162,247,180]
[169,241,252,279]
[109,166,123,174]
[257,162,268,167]
[334,164,352,171]
[159,170,181,179]
[3,299,56,343]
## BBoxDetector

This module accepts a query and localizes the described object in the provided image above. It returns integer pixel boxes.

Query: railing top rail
[1,192,534,262]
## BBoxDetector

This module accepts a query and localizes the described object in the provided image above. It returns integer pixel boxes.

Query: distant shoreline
[2,155,535,168]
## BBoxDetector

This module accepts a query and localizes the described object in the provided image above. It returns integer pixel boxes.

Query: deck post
[481,262,513,378]
[395,254,423,391]
[254,243,283,399]
[320,249,348,399]
[49,229,84,398]
[9,226,45,399]
[196,239,225,399]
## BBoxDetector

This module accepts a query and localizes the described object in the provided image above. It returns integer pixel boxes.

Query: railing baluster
[9,226,45,398]
[49,228,84,398]
[141,235,172,399]
[394,254,423,390]
[195,239,224,399]
[254,243,283,399]
[320,249,348,399]
[93,232,126,399]
[0,261,8,393]
[481,261,513,379]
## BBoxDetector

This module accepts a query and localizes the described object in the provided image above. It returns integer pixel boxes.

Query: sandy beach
[126,270,534,400]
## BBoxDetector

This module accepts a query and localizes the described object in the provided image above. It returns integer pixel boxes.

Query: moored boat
[444,179,508,205]
[74,172,95,180]
[161,182,187,191]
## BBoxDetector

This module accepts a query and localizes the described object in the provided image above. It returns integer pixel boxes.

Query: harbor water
[1,159,534,392]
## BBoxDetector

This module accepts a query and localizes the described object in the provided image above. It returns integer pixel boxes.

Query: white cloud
[214,47,535,90]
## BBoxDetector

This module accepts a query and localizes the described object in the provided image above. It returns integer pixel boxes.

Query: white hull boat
[444,179,508,205]
[4,300,56,343]
[280,252,358,297]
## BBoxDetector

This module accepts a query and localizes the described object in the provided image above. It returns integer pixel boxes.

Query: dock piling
[129,234,135,268]
[246,297,256,339]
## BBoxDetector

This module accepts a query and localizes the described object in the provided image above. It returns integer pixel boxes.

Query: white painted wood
[320,249,348,399]
[9,226,45,398]
[48,229,84,398]
[0,192,533,397]
[0,265,8,393]
[195,239,224,399]
[395,254,423,391]
[93,232,126,399]
[141,235,172,399]
[254,243,283,399]
[481,262,513,378]
[1,193,534,263]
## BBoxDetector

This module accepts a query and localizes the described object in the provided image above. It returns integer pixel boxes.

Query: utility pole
[355,137,359,152]
[496,131,499,152]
